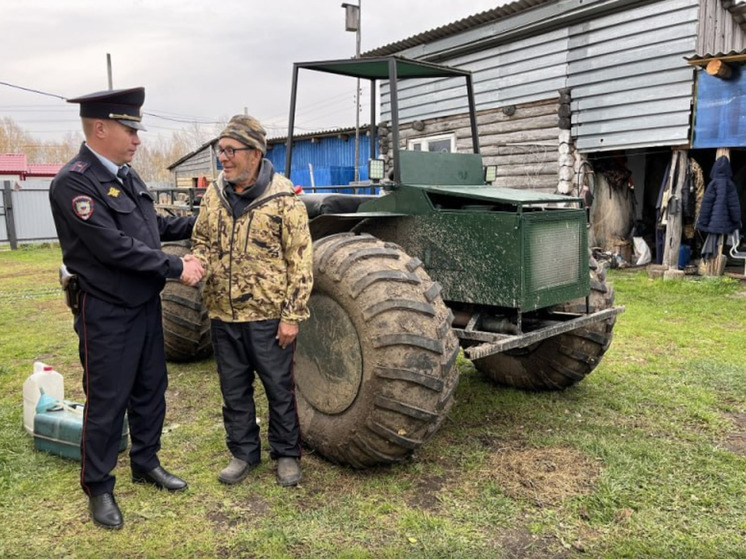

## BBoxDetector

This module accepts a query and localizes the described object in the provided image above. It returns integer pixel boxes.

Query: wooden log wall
[384,98,561,193]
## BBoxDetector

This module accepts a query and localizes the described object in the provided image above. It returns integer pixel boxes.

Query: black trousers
[75,293,167,496]
[210,319,300,464]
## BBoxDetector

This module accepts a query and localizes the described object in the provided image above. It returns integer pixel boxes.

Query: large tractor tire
[295,233,460,468]
[472,256,616,390]
[160,243,213,362]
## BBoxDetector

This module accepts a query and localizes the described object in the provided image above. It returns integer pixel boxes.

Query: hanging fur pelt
[588,172,635,251]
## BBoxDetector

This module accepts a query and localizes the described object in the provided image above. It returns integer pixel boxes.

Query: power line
[0,81,67,101]
[0,80,362,137]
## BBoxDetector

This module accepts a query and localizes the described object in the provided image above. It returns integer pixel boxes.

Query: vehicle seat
[300,193,378,219]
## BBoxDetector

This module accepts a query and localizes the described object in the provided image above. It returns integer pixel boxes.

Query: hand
[276,321,299,350]
[180,255,204,286]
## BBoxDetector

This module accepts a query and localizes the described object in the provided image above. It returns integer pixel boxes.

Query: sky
[2,0,503,147]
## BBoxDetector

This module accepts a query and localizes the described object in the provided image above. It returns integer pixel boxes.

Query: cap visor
[118,119,146,131]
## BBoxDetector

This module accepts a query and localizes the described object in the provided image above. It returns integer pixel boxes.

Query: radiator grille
[528,219,582,291]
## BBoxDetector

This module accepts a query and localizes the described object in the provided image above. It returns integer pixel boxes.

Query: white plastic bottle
[23,361,64,435]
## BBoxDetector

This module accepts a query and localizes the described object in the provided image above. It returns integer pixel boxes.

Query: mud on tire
[160,243,213,362]
[295,233,460,468]
[472,256,616,390]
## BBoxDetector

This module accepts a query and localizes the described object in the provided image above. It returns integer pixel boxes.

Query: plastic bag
[633,236,651,266]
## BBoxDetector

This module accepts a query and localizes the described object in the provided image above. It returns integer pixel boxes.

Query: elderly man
[191,115,313,487]
[49,87,203,530]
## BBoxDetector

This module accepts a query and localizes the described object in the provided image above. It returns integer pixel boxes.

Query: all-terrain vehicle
[160,56,623,468]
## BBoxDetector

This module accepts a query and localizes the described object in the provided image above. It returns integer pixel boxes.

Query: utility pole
[106,53,113,89]
[342,1,361,182]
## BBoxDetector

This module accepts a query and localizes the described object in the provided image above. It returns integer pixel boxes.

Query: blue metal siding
[266,134,374,189]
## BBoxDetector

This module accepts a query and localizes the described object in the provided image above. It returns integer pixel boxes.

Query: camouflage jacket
[191,163,313,323]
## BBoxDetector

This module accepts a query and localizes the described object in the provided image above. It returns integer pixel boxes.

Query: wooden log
[493,162,560,177]
[479,129,558,145]
[469,115,559,136]
[662,150,687,270]
[706,59,732,79]
[493,176,559,190]
[398,102,559,135]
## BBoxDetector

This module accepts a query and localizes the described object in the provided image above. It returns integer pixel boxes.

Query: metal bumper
[455,306,625,361]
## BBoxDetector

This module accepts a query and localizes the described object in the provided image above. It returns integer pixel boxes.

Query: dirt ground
[722,412,746,456]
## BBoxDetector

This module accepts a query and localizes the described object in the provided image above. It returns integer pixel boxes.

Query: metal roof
[0,153,27,173]
[267,124,371,143]
[28,163,63,176]
[363,0,554,57]
[167,124,374,170]
[293,56,472,79]
[685,48,746,64]
[723,0,746,32]
[0,155,62,177]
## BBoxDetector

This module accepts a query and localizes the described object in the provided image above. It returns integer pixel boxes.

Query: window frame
[407,133,456,153]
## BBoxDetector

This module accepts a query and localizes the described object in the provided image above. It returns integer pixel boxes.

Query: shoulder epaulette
[70,161,91,174]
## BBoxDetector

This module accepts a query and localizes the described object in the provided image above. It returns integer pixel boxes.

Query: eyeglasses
[216,146,253,158]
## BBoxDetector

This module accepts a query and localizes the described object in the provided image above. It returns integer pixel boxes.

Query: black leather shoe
[89,492,123,530]
[132,466,188,492]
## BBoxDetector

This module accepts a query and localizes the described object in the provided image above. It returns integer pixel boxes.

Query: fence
[0,179,385,249]
[0,180,58,249]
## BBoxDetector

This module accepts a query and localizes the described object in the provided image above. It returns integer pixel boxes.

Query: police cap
[67,87,146,131]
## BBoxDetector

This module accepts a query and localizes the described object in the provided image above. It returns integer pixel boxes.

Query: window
[407,133,455,153]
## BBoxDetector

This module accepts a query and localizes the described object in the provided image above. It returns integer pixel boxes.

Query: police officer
[49,87,204,530]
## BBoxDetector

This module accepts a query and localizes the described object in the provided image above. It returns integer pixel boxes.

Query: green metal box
[361,182,590,312]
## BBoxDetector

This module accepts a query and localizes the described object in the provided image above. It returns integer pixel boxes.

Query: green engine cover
[356,152,590,311]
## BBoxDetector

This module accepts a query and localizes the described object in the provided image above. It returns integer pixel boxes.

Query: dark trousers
[210,319,300,464]
[75,293,167,496]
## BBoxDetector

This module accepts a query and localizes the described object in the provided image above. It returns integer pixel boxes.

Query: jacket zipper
[228,210,237,320]
[244,213,255,252]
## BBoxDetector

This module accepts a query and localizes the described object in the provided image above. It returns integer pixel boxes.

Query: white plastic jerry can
[23,361,64,435]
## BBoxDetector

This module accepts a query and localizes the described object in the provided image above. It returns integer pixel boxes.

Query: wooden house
[364,0,746,266]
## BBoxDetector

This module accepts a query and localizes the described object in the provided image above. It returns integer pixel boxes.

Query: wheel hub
[295,294,362,414]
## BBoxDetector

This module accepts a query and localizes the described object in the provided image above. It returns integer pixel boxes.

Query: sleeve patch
[72,196,94,220]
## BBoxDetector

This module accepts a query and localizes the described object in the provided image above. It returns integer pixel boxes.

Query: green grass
[1,247,746,558]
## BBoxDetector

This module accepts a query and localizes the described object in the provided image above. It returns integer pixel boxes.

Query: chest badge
[72,196,94,220]
[107,187,121,198]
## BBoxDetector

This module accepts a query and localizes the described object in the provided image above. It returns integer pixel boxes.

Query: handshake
[180,254,205,286]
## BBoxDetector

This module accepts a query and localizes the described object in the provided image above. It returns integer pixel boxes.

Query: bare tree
[0,117,34,153]
[0,117,224,184]
[27,133,82,165]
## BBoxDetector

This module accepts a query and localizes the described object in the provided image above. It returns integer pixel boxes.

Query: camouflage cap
[219,115,267,154]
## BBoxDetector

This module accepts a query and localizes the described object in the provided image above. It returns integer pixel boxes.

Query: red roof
[0,153,28,173]
[0,153,64,178]
[28,163,63,177]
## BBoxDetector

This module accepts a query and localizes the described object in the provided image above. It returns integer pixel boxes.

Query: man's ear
[94,119,108,139]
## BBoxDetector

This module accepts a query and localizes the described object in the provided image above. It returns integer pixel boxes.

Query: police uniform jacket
[191,161,313,324]
[49,144,194,307]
